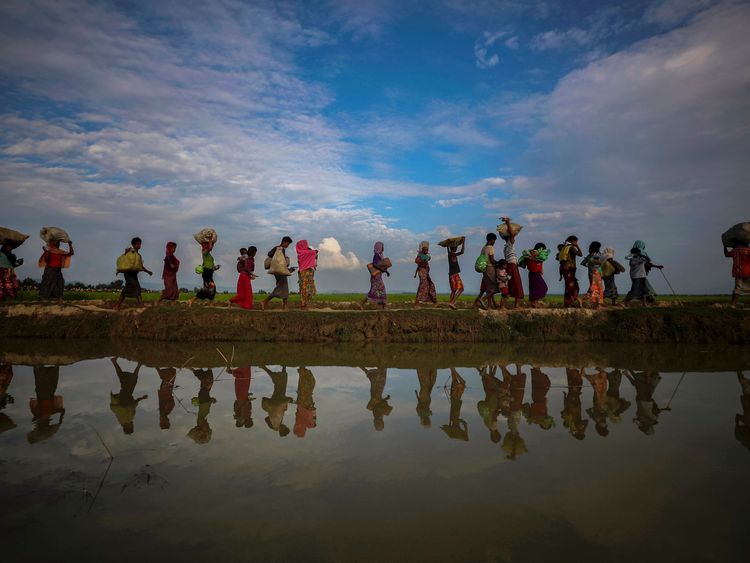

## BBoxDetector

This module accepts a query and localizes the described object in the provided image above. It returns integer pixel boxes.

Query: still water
[1,341,748,563]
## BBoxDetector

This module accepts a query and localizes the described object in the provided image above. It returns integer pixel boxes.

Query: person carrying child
[557,236,583,308]
[723,239,750,307]
[446,237,465,310]
[521,242,549,307]
[623,241,663,307]
[582,241,604,308]
[229,246,257,310]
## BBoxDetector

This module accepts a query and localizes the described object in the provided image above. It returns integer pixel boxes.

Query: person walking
[114,237,153,310]
[296,240,318,310]
[523,243,549,308]
[188,239,220,307]
[155,242,180,306]
[724,240,750,307]
[414,241,437,307]
[359,241,390,310]
[446,238,465,309]
[38,239,74,304]
[262,237,295,311]
[229,246,256,310]
[558,236,583,308]
[499,217,524,308]
[474,233,498,309]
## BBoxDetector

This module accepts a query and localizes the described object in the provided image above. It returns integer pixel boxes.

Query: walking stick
[659,268,682,306]
[661,372,686,412]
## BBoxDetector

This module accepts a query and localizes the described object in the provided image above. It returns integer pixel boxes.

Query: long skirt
[196,269,216,300]
[626,277,648,299]
[270,274,290,299]
[298,269,316,305]
[161,271,179,301]
[121,271,141,298]
[506,262,524,299]
[0,268,19,301]
[415,267,436,303]
[482,264,498,294]
[39,266,64,299]
[528,271,548,301]
[603,275,618,299]
[562,267,579,307]
[230,272,253,309]
[586,269,604,304]
[367,273,387,304]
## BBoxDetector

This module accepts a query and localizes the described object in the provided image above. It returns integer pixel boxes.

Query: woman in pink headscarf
[296,240,318,309]
[156,242,180,305]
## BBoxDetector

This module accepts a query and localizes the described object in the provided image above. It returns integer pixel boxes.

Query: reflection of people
[188,369,217,444]
[441,368,468,441]
[502,364,527,459]
[606,369,631,424]
[28,365,65,443]
[260,366,293,436]
[157,367,176,429]
[477,365,502,443]
[584,367,609,437]
[361,367,392,431]
[294,367,317,438]
[110,358,146,435]
[625,370,662,435]
[734,371,750,450]
[233,366,254,429]
[561,368,588,440]
[415,368,437,428]
[0,364,16,434]
[523,366,555,431]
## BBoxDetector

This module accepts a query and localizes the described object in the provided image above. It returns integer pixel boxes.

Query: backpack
[474,253,488,273]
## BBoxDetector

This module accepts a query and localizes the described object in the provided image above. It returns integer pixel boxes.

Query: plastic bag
[193,228,218,245]
[722,222,750,247]
[0,227,29,249]
[116,249,142,272]
[40,227,70,244]
[268,247,291,276]
[474,253,488,273]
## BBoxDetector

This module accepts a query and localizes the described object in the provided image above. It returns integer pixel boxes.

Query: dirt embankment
[1,303,748,344]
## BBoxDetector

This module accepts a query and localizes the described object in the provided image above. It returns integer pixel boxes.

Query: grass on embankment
[13,290,733,308]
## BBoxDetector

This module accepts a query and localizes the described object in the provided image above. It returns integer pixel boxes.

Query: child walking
[601,247,625,306]
[446,237,465,310]
[582,241,604,308]
[624,246,663,307]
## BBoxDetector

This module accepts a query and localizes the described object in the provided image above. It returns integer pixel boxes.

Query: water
[1,341,748,563]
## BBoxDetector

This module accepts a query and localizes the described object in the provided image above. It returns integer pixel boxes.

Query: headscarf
[418,241,429,252]
[373,241,384,265]
[296,240,317,271]
[165,242,180,269]
[632,240,649,258]
[603,247,615,259]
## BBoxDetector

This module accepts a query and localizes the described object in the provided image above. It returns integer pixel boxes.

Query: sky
[1,0,749,294]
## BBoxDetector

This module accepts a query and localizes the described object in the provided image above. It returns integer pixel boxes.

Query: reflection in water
[441,368,468,441]
[362,366,392,431]
[232,366,253,429]
[29,365,65,444]
[260,365,293,437]
[415,368,437,428]
[626,370,662,435]
[109,358,146,435]
[0,363,15,434]
[736,371,750,450]
[477,365,503,443]
[584,367,609,437]
[523,366,554,431]
[562,367,588,440]
[188,369,216,444]
[606,369,632,426]
[294,367,316,438]
[502,365,527,459]
[157,367,176,430]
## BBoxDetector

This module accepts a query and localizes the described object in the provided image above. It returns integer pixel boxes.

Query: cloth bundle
[722,222,750,247]
[437,236,464,248]
[116,248,143,272]
[40,227,70,244]
[0,227,29,249]
[496,222,523,237]
[193,228,218,245]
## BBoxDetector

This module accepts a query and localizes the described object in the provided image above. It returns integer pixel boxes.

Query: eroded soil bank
[1,303,748,345]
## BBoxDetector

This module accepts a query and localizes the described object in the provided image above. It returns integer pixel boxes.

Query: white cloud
[474,30,506,68]
[317,237,362,271]
[644,0,716,25]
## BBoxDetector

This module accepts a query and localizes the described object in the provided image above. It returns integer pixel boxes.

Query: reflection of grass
[15,290,732,306]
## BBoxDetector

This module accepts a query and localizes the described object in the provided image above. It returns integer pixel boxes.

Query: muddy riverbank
[1,302,748,344]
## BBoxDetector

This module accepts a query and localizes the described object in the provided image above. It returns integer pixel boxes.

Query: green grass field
[13,290,732,306]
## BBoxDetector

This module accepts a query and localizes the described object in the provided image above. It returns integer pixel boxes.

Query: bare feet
[448,303,457,310]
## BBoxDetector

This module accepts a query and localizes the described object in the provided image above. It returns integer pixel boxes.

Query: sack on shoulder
[601,260,615,278]
[263,256,272,270]
[474,253,488,273]
[116,249,140,272]
[268,247,291,276]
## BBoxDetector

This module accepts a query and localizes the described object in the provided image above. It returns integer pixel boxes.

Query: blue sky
[1,0,748,294]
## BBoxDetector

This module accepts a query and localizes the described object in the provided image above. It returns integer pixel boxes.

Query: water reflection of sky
[1,357,748,562]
